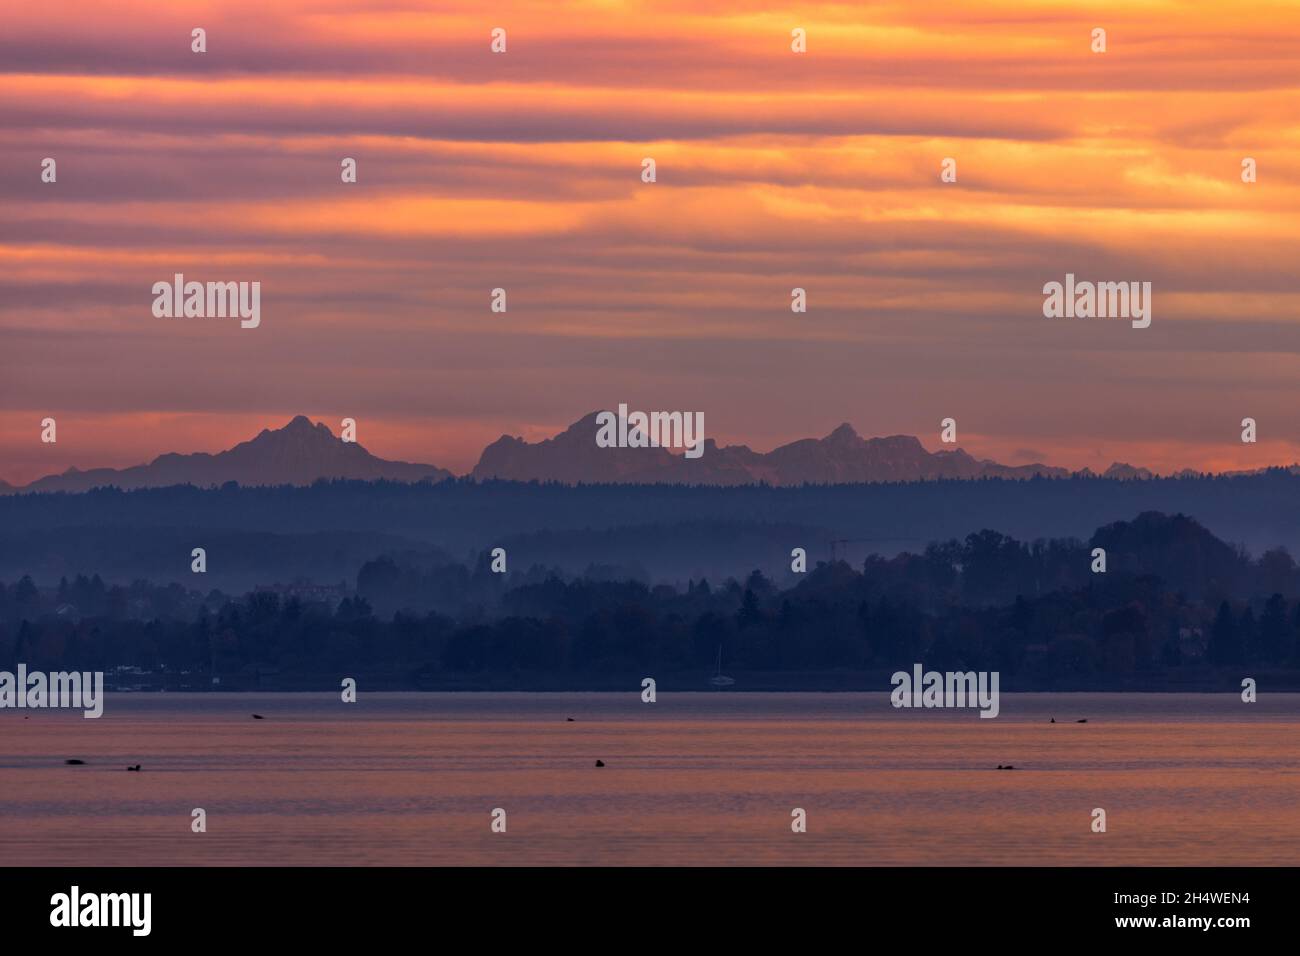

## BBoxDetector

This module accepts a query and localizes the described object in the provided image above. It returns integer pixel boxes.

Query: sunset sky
[3,0,1300,484]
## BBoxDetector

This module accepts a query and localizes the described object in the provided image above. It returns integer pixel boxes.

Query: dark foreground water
[1,692,1297,865]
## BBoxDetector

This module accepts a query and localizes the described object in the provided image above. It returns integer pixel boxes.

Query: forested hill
[3,472,1300,588]
[3,511,1299,691]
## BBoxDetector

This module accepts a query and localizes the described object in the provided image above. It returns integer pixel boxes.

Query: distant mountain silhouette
[5,410,1186,493]
[1075,462,1156,480]
[473,412,1072,485]
[7,416,452,493]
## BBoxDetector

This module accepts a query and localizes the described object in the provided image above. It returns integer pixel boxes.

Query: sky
[3,0,1300,484]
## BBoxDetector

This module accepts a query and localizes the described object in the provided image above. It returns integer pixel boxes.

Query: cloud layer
[3,1,1299,482]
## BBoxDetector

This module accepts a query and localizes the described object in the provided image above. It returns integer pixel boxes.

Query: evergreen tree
[1208,601,1242,665]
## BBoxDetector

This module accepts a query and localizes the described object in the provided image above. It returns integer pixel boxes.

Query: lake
[1,692,1297,865]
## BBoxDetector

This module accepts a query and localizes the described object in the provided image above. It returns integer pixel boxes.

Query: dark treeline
[2,512,1300,690]
[7,470,1300,588]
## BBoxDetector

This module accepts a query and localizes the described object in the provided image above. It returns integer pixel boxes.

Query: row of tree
[2,513,1300,688]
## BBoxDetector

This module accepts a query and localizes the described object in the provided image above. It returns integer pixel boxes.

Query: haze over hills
[8,415,453,494]
[0,410,1229,495]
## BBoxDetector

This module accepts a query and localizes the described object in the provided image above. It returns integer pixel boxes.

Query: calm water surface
[2,692,1297,865]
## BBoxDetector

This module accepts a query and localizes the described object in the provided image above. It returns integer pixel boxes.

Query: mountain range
[472,412,1098,484]
[6,416,452,494]
[2,411,1167,494]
